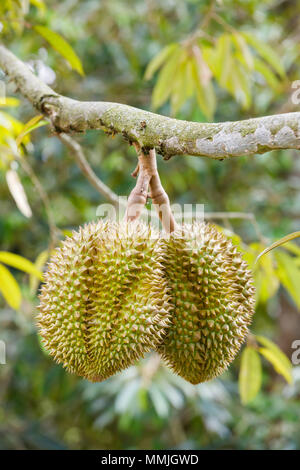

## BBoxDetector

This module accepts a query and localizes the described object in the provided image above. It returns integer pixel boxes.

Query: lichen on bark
[0,44,299,160]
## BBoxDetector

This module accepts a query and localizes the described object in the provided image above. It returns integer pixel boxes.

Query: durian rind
[37,220,171,382]
[157,222,255,385]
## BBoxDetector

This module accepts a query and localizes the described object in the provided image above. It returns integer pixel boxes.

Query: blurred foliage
[0,0,300,450]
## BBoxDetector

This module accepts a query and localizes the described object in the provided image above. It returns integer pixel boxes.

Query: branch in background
[0,45,299,160]
[58,133,123,208]
[178,211,266,243]
[56,133,264,238]
[16,154,60,247]
[202,211,265,243]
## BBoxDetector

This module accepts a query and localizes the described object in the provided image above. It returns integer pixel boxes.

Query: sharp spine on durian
[37,220,171,382]
[156,222,255,385]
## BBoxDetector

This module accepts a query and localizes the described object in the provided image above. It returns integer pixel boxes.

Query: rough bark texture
[0,44,300,160]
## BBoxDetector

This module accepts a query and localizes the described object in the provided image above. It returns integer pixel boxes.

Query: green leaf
[231,63,252,109]
[216,34,233,85]
[259,347,292,384]
[191,58,216,120]
[211,34,251,109]
[256,231,300,262]
[0,252,43,280]
[145,43,178,80]
[34,25,84,76]
[283,241,300,257]
[6,169,32,218]
[148,383,169,418]
[30,0,46,13]
[170,57,189,115]
[239,346,262,404]
[232,33,254,70]
[30,250,49,294]
[0,263,21,310]
[152,47,183,109]
[62,229,73,238]
[16,115,48,147]
[201,45,218,76]
[275,250,300,309]
[242,32,285,78]
[253,57,280,90]
[244,243,279,304]
[256,335,292,382]
[0,97,20,107]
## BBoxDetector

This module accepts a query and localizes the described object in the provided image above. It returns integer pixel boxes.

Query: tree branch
[58,133,123,208]
[0,44,299,159]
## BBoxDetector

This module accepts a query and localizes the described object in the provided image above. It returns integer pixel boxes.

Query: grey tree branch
[0,44,299,160]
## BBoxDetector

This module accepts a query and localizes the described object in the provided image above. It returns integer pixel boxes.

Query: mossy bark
[0,44,299,160]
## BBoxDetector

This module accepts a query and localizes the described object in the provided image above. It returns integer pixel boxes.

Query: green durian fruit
[157,222,255,384]
[37,220,171,382]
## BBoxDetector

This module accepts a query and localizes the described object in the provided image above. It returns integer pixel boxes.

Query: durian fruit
[37,220,171,382]
[157,222,255,385]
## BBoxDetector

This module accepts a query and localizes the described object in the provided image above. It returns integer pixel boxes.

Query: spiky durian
[157,222,255,385]
[37,220,171,382]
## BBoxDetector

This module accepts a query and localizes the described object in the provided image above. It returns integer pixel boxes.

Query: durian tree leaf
[239,347,262,405]
[16,114,48,147]
[232,33,254,70]
[0,263,21,310]
[283,241,300,257]
[145,43,178,80]
[0,110,25,134]
[253,57,280,90]
[184,59,196,99]
[212,35,251,109]
[192,44,212,85]
[191,58,216,120]
[242,32,285,78]
[0,251,43,280]
[0,97,20,107]
[201,45,217,76]
[29,250,49,294]
[151,47,183,109]
[114,379,140,414]
[30,0,46,13]
[258,347,292,384]
[231,63,252,109]
[244,243,279,304]
[159,381,184,409]
[170,57,189,115]
[214,34,232,83]
[256,335,292,377]
[256,252,279,304]
[274,251,300,309]
[148,383,170,418]
[6,169,32,218]
[256,231,300,263]
[62,229,73,237]
[34,25,84,76]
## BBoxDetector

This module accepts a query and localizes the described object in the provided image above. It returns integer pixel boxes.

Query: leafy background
[0,0,300,450]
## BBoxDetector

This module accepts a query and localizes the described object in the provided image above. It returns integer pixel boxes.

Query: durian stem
[125,144,177,233]
[148,149,177,234]
[124,155,151,222]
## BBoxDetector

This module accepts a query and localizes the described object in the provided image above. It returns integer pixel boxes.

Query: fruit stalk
[125,144,177,233]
